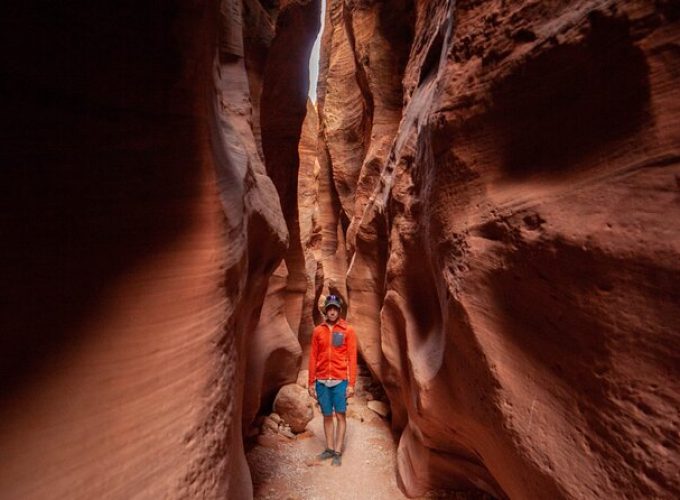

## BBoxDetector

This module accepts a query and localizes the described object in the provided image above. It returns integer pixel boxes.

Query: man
[308,294,357,466]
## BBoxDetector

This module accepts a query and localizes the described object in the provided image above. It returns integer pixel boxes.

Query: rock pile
[261,413,297,440]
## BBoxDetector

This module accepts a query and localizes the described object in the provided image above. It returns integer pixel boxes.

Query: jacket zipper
[327,323,332,379]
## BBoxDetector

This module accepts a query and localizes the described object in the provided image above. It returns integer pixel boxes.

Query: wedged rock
[273,383,313,433]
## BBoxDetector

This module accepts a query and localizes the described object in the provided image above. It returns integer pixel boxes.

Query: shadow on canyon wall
[0,1,201,400]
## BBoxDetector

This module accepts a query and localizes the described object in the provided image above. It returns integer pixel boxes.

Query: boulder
[273,383,313,433]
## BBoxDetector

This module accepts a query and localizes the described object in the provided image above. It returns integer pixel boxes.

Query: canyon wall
[312,0,680,498]
[0,0,317,498]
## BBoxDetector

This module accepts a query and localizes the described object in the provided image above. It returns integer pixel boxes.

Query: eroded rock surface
[309,0,680,498]
[2,0,678,498]
[0,0,318,498]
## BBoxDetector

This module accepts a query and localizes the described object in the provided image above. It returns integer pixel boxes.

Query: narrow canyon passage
[248,411,408,500]
[1,1,679,499]
[245,362,416,500]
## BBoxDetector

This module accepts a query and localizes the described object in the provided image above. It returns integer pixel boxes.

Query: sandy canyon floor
[247,397,494,500]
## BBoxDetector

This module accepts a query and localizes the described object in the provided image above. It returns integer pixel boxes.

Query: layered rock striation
[308,0,680,498]
[2,0,678,498]
[0,0,318,498]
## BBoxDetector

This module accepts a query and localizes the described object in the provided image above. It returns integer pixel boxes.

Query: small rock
[367,400,390,418]
[279,426,296,439]
[270,412,282,424]
[261,416,279,434]
[296,370,309,388]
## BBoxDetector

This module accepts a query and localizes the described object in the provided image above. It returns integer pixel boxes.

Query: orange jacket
[308,319,357,387]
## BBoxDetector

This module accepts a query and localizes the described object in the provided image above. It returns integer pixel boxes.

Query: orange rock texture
[0,0,318,498]
[309,0,680,498]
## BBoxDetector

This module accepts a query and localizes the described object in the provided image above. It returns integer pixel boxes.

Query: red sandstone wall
[313,0,680,497]
[241,0,321,434]
[0,0,317,497]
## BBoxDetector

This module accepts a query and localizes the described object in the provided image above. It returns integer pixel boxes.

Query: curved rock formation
[242,0,321,434]
[0,0,318,498]
[298,99,324,343]
[313,0,680,498]
[2,0,678,497]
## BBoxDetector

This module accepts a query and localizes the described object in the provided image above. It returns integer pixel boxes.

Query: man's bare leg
[323,414,335,450]
[335,412,346,453]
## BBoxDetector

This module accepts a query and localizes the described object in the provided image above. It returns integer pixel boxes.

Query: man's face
[325,306,339,323]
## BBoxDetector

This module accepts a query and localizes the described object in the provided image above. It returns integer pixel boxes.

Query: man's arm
[308,329,318,398]
[346,327,358,398]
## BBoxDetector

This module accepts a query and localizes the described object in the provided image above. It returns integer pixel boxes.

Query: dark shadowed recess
[0,2,205,399]
[259,0,320,359]
[261,0,321,224]
[419,28,445,86]
[492,11,651,178]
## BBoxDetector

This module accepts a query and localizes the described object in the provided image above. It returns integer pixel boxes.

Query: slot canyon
[1,0,679,498]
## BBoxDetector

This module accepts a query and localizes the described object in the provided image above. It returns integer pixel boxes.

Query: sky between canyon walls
[308,0,325,102]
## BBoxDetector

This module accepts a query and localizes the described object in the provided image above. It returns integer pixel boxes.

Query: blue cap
[323,294,342,311]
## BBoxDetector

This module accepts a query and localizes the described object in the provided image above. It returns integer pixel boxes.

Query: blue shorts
[315,380,348,416]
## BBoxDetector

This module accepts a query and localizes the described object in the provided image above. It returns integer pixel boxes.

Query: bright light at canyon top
[308,0,326,103]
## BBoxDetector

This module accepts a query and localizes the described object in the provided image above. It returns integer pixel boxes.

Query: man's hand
[346,386,355,399]
[308,385,316,400]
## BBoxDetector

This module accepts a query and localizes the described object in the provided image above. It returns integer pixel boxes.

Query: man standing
[308,294,357,466]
